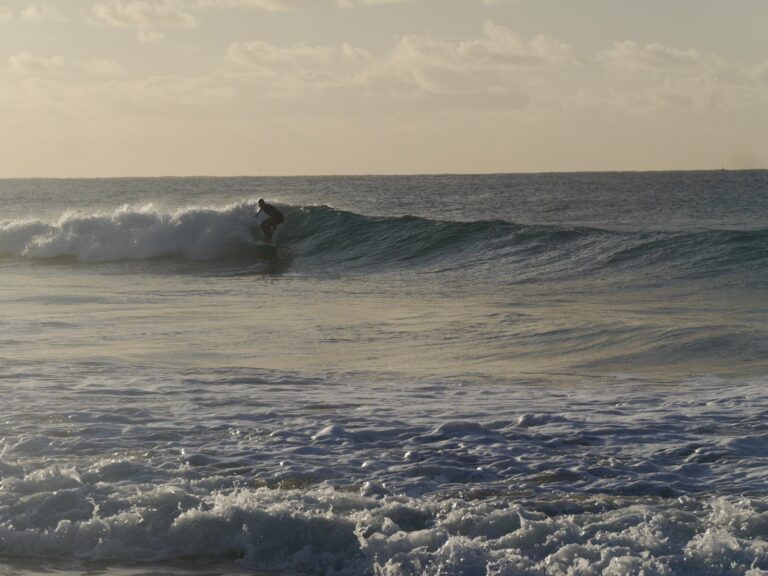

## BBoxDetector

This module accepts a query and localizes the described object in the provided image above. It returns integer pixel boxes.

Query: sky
[0,0,767,177]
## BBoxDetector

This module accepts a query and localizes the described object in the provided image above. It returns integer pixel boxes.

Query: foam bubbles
[0,202,259,262]
[1,365,768,574]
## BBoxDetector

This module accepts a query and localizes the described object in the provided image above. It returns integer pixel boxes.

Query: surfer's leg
[260,220,273,241]
[262,220,276,242]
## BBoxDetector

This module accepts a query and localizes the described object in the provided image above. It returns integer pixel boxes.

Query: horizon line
[1,167,766,180]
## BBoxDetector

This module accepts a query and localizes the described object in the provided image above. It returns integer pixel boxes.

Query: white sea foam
[0,202,259,261]
[1,361,768,574]
[1,482,768,575]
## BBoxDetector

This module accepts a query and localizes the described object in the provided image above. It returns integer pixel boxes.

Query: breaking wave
[1,201,766,282]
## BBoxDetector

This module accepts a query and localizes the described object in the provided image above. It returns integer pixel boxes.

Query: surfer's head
[258,199,265,207]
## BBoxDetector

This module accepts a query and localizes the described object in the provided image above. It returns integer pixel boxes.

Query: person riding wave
[254,199,284,243]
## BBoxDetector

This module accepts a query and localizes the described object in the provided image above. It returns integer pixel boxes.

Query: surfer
[254,199,284,243]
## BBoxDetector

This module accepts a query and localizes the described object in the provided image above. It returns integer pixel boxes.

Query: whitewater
[0,171,767,575]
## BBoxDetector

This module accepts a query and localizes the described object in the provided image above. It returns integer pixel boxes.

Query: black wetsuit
[260,203,284,224]
[257,202,284,242]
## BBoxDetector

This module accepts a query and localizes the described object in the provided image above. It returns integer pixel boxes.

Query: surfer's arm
[254,208,262,218]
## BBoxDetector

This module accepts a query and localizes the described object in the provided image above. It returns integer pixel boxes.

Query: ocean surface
[1,171,767,575]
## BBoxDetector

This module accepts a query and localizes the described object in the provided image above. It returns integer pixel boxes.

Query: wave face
[285,207,768,283]
[2,201,766,284]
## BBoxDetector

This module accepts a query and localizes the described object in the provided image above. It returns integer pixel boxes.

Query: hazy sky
[1,0,767,176]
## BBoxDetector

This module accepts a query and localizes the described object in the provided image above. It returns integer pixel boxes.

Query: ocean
[1,171,767,575]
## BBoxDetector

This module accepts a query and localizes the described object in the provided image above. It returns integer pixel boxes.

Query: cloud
[9,52,123,76]
[0,4,68,23]
[86,74,237,116]
[598,41,719,74]
[228,42,338,73]
[752,62,768,87]
[89,0,196,41]
[226,21,573,99]
[401,24,565,67]
[248,24,761,119]
[21,4,67,21]
[181,0,411,10]
[586,41,768,117]
[335,0,409,7]
[182,0,289,9]
[359,21,574,97]
[226,40,371,97]
[9,52,67,75]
